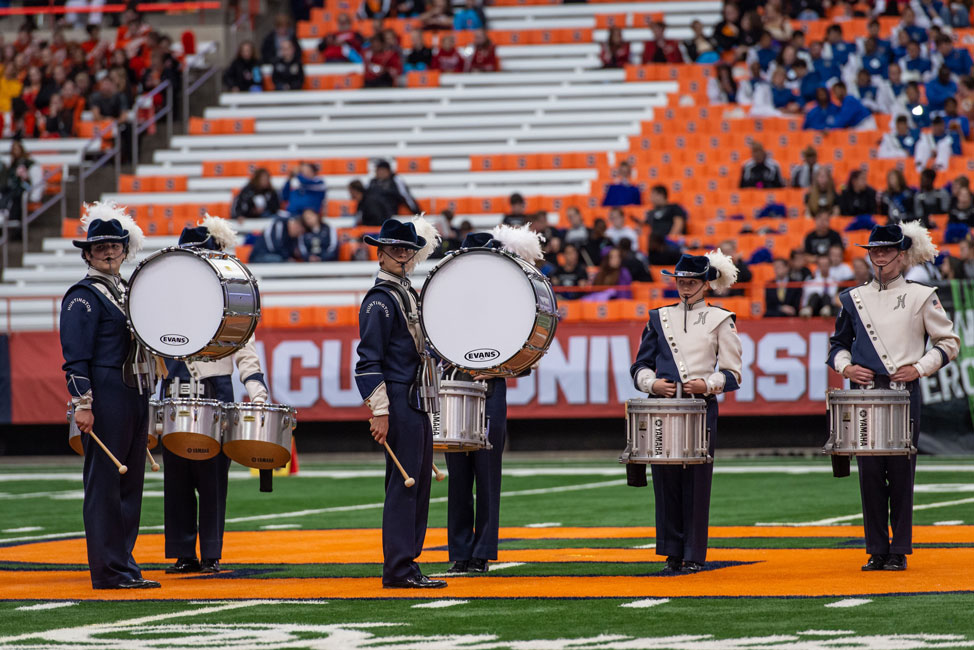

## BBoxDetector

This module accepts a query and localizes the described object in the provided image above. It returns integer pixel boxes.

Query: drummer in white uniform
[161,217,268,575]
[827,222,958,572]
[630,251,743,573]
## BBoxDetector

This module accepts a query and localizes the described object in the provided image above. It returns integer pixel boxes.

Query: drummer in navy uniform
[355,217,445,588]
[630,251,743,573]
[60,202,160,589]
[827,222,958,571]
[161,217,269,575]
[443,227,543,575]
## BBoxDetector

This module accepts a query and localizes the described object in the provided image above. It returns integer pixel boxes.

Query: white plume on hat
[406,214,441,273]
[705,248,738,292]
[900,220,938,267]
[490,224,545,262]
[201,214,238,251]
[80,200,144,261]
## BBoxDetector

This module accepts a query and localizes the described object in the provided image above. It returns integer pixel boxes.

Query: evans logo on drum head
[465,348,500,362]
[160,333,189,346]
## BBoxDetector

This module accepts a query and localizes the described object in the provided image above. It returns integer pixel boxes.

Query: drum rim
[125,247,261,361]
[163,397,224,407]
[223,402,295,413]
[419,247,558,372]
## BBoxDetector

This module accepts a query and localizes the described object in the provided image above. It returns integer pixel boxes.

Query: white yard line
[825,599,872,608]
[620,598,670,608]
[411,600,469,609]
[487,562,525,571]
[1,527,41,533]
[934,520,965,525]
[756,497,974,527]
[14,602,77,611]
[525,522,562,528]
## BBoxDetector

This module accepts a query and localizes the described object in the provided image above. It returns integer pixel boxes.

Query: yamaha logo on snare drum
[858,409,869,446]
[160,333,189,346]
[653,418,664,455]
[465,348,500,362]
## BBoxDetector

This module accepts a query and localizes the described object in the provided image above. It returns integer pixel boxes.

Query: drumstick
[432,462,446,482]
[87,430,127,474]
[383,441,415,487]
[146,447,160,472]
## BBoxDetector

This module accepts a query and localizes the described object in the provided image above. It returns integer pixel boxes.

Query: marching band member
[630,251,743,573]
[444,225,543,574]
[828,222,958,571]
[355,216,444,588]
[60,202,159,589]
[161,217,268,575]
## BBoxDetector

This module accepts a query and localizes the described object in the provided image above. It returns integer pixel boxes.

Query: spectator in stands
[828,245,854,283]
[404,31,432,71]
[233,168,281,221]
[363,32,402,87]
[562,206,589,247]
[641,18,683,64]
[618,238,653,282]
[601,160,641,206]
[88,76,132,155]
[790,146,821,188]
[272,39,305,91]
[831,81,876,129]
[900,81,932,128]
[420,0,454,30]
[454,0,486,31]
[933,34,973,77]
[248,215,305,263]
[261,14,302,64]
[838,170,878,216]
[764,257,802,317]
[600,27,630,69]
[0,140,43,223]
[431,34,464,72]
[0,63,22,113]
[297,209,339,262]
[899,40,932,83]
[282,162,327,216]
[960,236,974,278]
[799,253,839,317]
[762,66,802,114]
[549,243,590,300]
[712,3,741,53]
[361,160,420,224]
[584,217,611,266]
[803,85,834,131]
[852,256,872,285]
[739,142,785,188]
[879,168,917,223]
[348,180,367,224]
[605,207,640,246]
[921,115,962,170]
[926,66,958,112]
[789,247,812,281]
[586,246,632,301]
[466,29,499,72]
[942,96,971,138]
[712,238,752,297]
[644,183,686,241]
[358,0,392,20]
[805,167,839,216]
[42,94,74,138]
[224,41,263,92]
[913,168,950,226]
[949,186,974,228]
[683,19,717,63]
[854,68,883,114]
[499,193,527,226]
[318,14,365,64]
[707,62,738,104]
[763,2,793,42]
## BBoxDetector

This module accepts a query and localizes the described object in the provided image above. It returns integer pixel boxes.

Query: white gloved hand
[245,380,268,404]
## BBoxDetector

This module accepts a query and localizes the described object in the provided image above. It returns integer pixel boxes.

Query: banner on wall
[5,287,973,453]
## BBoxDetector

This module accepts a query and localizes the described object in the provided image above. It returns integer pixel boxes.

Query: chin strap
[872,250,902,291]
[681,284,707,333]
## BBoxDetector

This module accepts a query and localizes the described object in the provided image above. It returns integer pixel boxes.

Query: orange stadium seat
[314,306,358,327]
[470,154,506,172]
[405,71,440,87]
[504,153,540,171]
[326,158,369,175]
[396,156,431,173]
[595,14,628,29]
[557,301,584,322]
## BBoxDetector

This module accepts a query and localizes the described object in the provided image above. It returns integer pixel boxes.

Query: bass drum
[420,248,558,376]
[127,247,260,360]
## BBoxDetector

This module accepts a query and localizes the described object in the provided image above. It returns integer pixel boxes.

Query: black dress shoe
[682,561,705,572]
[447,561,469,574]
[467,558,488,573]
[165,558,201,574]
[384,575,448,589]
[199,559,222,573]
[664,557,683,573]
[862,554,888,571]
[97,578,161,590]
[884,554,907,571]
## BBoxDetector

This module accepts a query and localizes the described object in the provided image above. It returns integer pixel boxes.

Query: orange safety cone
[288,435,299,475]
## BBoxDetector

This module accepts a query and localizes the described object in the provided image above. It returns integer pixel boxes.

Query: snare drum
[619,397,711,465]
[161,398,223,460]
[68,402,161,455]
[127,247,260,360]
[432,379,490,452]
[420,248,558,376]
[222,403,296,469]
[825,388,914,455]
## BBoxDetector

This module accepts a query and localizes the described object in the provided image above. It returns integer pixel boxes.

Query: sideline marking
[620,598,669,608]
[1,527,41,533]
[411,600,469,609]
[14,602,76,611]
[488,562,525,571]
[825,599,872,608]
[525,522,562,528]
[934,520,964,526]
[632,543,656,549]
[260,524,301,530]
[798,630,856,635]
[756,497,974,527]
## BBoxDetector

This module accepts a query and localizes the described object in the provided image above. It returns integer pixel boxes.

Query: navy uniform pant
[445,384,507,561]
[650,397,717,564]
[855,378,921,555]
[82,366,149,588]
[162,377,233,561]
[383,381,434,584]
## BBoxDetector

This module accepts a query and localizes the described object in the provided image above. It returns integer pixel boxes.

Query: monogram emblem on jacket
[893,294,907,311]
[694,312,708,326]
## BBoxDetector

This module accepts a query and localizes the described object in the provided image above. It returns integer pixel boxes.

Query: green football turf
[0,455,972,648]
